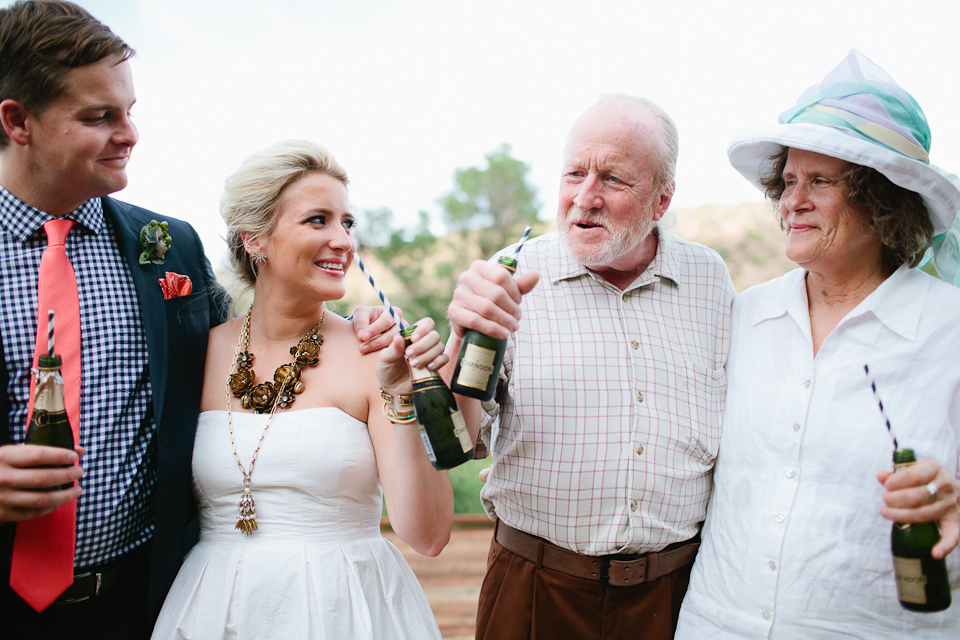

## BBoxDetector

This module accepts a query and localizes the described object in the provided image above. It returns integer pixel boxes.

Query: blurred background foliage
[339,145,549,341]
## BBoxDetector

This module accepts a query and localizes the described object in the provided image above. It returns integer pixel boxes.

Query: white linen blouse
[677,265,960,639]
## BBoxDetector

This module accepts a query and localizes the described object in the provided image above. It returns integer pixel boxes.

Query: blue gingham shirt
[0,187,155,568]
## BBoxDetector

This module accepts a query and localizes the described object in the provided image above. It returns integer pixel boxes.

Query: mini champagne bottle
[890,448,952,612]
[401,325,474,470]
[450,256,517,401]
[26,352,75,491]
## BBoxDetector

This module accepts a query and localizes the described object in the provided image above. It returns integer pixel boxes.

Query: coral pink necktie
[10,218,82,612]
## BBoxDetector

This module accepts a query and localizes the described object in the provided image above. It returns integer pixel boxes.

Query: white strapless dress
[152,408,442,640]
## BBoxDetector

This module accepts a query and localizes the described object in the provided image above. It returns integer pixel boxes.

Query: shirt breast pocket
[681,360,726,464]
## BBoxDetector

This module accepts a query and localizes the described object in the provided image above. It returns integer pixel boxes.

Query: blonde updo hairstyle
[221,140,349,295]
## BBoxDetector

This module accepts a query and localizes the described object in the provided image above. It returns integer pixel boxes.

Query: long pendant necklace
[225,309,325,534]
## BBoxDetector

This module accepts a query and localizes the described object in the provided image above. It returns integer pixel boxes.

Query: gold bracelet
[382,402,417,424]
[380,388,414,407]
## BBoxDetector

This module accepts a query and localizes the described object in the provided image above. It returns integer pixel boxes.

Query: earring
[251,252,267,268]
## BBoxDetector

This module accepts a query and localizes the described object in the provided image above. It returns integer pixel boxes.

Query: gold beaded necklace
[225,309,325,534]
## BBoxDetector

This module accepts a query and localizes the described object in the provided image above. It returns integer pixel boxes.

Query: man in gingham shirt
[446,95,735,639]
[0,3,228,637]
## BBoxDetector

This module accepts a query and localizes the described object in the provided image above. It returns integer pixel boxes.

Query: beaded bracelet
[380,388,414,407]
[382,402,417,424]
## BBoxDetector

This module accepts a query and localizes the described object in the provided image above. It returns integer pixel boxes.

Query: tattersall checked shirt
[0,187,155,569]
[480,229,735,555]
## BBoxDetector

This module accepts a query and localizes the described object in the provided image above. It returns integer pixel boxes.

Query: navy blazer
[0,196,230,616]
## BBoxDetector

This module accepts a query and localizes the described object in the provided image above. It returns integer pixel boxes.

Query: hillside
[672,201,797,292]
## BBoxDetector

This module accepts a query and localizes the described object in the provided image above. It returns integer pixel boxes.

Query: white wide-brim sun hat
[728,50,960,238]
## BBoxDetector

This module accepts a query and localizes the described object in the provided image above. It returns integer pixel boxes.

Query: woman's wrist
[380,387,414,413]
[381,401,417,425]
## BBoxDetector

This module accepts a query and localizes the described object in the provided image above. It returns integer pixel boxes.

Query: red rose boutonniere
[159,272,193,300]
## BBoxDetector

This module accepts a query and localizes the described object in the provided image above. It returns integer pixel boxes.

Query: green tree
[439,143,540,260]
[350,146,543,341]
[354,207,454,338]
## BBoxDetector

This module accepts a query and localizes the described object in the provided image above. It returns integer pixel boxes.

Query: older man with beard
[444,94,735,640]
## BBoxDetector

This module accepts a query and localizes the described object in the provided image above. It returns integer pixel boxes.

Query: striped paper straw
[353,252,407,330]
[864,365,898,450]
[512,226,532,256]
[47,310,55,355]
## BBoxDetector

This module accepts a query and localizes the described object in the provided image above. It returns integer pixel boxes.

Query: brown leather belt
[53,542,150,605]
[495,521,699,587]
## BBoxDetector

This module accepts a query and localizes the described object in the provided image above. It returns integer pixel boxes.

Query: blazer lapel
[101,197,169,425]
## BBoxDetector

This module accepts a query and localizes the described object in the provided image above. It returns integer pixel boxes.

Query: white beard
[558,206,655,268]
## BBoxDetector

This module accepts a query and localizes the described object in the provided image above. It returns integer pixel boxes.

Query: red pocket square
[159,272,193,300]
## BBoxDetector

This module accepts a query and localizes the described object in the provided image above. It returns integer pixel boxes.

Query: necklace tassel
[235,487,257,535]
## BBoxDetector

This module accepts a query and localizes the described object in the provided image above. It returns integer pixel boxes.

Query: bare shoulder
[321,312,380,374]
[311,312,381,420]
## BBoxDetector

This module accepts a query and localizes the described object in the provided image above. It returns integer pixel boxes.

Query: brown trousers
[475,526,692,640]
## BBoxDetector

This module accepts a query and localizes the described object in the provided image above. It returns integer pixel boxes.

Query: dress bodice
[193,408,383,543]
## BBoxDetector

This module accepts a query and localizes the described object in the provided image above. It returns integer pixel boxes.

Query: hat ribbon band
[807,104,930,163]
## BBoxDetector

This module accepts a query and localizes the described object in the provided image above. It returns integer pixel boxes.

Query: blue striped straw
[47,310,55,355]
[512,226,532,256]
[864,365,898,450]
[353,253,407,330]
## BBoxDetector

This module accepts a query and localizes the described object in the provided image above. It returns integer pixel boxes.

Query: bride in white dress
[152,140,453,640]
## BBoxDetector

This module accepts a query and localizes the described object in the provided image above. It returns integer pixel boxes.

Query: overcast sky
[81,0,960,268]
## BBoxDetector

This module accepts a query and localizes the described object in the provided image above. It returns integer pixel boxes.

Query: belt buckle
[58,570,102,604]
[599,558,612,586]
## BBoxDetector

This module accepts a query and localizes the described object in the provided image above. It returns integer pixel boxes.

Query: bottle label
[893,556,928,604]
[451,410,472,453]
[456,344,496,391]
[33,369,65,412]
[412,378,448,393]
[418,424,437,462]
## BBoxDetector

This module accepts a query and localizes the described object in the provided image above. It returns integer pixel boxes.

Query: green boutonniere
[139,220,172,265]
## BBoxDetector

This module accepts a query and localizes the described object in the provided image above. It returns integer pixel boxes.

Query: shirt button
[768,561,776,570]
[792,423,800,432]
[630,501,637,512]
[803,380,811,388]
[775,514,785,524]
[762,610,771,620]
[630,340,639,350]
[636,391,644,403]
[786,469,796,478]
[635,444,644,455]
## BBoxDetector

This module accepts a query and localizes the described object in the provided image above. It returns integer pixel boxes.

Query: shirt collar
[550,224,684,289]
[0,186,104,242]
[752,268,805,327]
[846,265,925,341]
[752,265,924,341]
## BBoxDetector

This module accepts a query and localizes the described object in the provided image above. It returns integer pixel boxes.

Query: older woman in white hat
[677,51,960,638]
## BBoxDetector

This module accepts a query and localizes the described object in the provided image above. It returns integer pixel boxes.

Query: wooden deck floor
[382,523,493,640]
